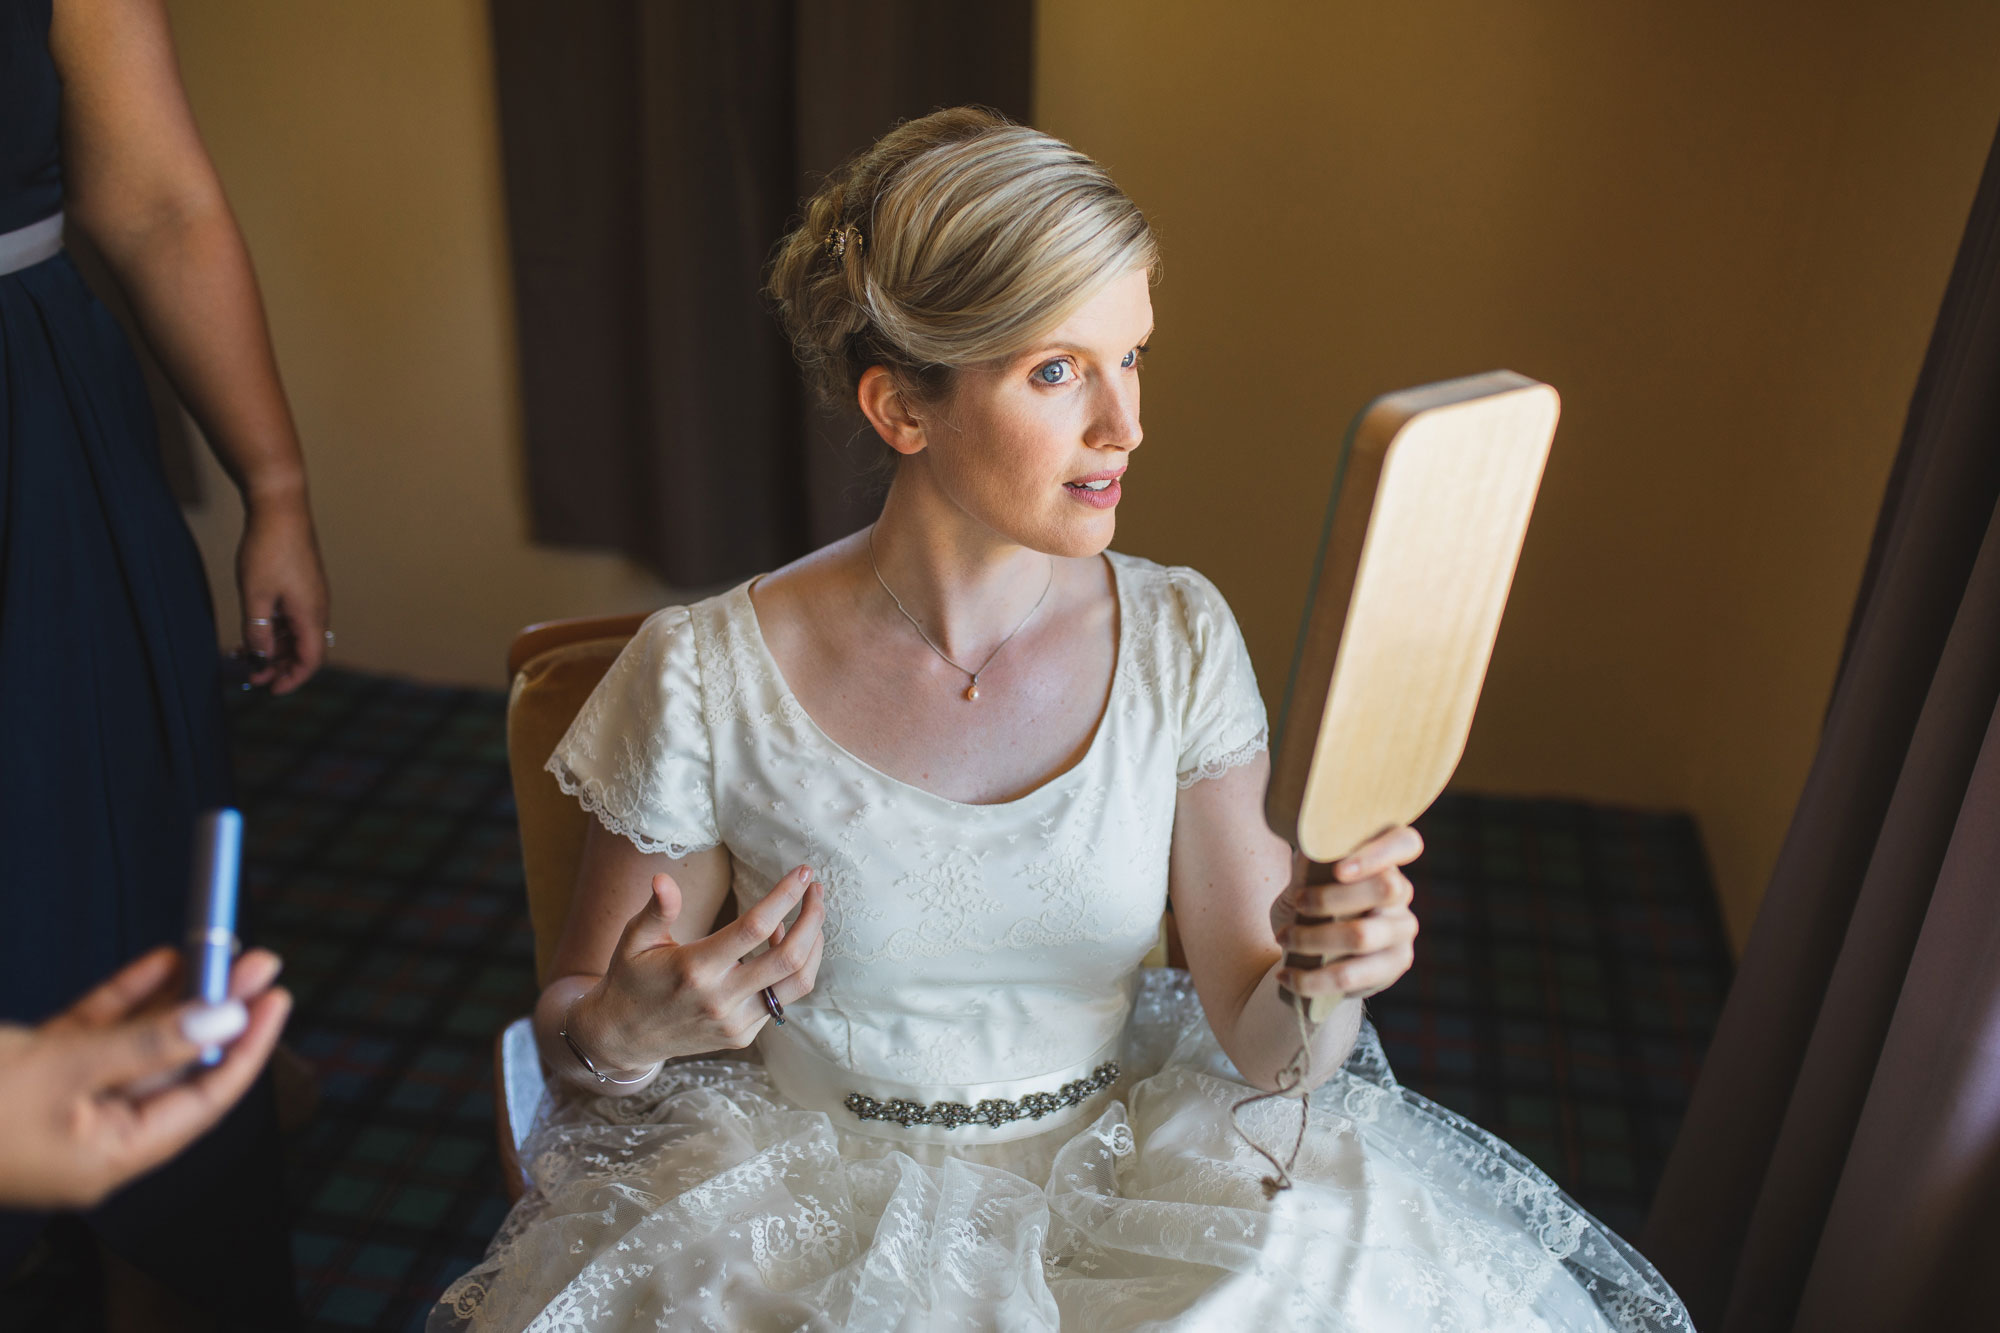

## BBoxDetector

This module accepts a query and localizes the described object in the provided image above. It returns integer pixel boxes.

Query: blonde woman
[438,110,1690,1331]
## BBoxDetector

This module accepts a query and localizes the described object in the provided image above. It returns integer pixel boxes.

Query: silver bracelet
[559,1008,663,1086]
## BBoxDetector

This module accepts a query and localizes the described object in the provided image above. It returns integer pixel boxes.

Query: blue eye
[1033,360,1073,385]
[1122,344,1148,369]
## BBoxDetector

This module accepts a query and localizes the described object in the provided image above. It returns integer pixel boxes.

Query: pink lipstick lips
[1063,468,1124,509]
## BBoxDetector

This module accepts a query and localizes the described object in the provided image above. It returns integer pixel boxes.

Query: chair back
[506,613,649,987]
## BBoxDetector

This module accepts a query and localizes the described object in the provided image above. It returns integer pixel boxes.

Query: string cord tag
[1228,995,1320,1198]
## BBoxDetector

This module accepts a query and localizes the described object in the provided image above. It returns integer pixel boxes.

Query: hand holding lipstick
[0,945,290,1208]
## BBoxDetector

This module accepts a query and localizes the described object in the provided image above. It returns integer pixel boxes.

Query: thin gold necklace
[866,527,1055,701]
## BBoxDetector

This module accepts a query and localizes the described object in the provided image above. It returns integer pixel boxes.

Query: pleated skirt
[0,249,298,1329]
[0,249,230,1017]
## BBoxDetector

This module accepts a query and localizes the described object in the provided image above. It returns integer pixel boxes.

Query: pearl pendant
[964,681,980,701]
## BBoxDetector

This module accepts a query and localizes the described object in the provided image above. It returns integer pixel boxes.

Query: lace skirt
[434,972,1690,1332]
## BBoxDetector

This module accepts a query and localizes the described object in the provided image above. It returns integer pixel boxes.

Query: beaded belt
[844,1062,1121,1130]
[0,212,64,277]
[760,1026,1124,1146]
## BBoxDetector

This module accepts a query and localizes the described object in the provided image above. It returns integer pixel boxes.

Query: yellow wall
[166,2,2000,947]
[169,0,672,690]
[1037,1,2000,948]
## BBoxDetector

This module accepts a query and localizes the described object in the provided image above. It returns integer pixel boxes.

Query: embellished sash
[759,1027,1123,1146]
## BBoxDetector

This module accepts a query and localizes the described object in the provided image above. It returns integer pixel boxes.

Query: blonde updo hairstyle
[768,107,1158,418]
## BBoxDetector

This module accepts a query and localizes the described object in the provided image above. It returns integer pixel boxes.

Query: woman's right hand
[236,495,331,695]
[566,865,826,1076]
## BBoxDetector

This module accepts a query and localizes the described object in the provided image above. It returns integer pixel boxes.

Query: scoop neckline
[736,552,1128,811]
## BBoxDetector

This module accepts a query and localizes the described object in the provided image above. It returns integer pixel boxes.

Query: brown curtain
[1641,120,2000,1332]
[488,2,1032,588]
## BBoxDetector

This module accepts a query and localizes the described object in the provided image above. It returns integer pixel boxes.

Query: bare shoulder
[747,532,872,659]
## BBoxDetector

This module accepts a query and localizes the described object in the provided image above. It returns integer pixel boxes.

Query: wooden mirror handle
[1280,856,1349,1024]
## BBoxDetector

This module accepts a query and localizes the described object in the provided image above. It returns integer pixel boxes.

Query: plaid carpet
[233,670,535,1332]
[229,669,1730,1328]
[1363,796,1732,1239]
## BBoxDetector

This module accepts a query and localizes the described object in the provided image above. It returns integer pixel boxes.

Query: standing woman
[0,0,326,1327]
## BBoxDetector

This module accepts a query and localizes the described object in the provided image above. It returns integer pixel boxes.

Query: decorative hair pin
[824,224,864,266]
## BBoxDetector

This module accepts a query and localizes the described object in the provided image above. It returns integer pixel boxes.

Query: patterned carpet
[1363,796,1732,1239]
[234,670,534,1331]
[225,669,1730,1329]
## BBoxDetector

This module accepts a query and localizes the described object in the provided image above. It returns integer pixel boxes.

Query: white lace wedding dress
[434,553,1691,1332]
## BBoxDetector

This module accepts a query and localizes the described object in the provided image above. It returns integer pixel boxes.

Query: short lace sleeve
[544,606,720,857]
[1169,568,1270,788]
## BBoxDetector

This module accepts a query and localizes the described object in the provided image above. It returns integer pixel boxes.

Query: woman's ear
[856,366,929,457]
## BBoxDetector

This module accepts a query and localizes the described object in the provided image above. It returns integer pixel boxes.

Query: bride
[435,108,1690,1331]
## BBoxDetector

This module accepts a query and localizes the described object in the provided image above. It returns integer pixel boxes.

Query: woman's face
[915,267,1152,559]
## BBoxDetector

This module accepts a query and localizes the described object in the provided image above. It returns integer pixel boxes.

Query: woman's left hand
[1270,824,1422,1002]
[236,497,330,696]
[0,945,291,1209]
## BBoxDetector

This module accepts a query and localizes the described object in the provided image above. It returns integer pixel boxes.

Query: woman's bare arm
[534,821,825,1095]
[534,823,731,1093]
[50,0,328,691]
[1168,753,1418,1092]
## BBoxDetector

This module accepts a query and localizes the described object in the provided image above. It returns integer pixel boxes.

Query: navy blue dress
[0,4,297,1325]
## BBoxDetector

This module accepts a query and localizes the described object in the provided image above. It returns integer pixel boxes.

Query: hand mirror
[1265,370,1560,1023]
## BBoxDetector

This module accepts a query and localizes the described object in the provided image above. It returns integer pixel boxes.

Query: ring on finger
[760,986,785,1025]
[247,617,275,627]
